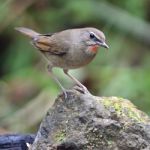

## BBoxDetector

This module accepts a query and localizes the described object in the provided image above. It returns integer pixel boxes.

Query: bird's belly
[63,55,95,69]
[43,52,95,69]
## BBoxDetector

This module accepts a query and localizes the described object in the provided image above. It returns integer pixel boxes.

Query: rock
[31,88,150,150]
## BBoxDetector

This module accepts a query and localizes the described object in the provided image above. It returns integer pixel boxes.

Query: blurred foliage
[0,0,150,133]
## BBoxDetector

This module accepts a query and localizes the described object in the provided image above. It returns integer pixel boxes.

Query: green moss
[127,108,143,122]
[107,140,113,146]
[54,130,66,143]
[102,97,148,123]
[103,98,122,115]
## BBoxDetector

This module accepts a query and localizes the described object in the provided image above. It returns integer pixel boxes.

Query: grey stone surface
[31,89,150,150]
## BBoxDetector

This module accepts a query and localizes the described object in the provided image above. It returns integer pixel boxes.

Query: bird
[15,27,109,98]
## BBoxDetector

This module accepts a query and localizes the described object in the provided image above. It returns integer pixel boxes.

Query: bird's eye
[90,32,95,39]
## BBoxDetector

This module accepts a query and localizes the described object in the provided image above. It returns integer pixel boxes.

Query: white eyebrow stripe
[90,32,102,42]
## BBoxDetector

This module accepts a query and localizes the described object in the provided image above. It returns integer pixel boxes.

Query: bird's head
[81,28,109,54]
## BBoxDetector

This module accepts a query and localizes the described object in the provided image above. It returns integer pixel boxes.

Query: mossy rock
[32,89,150,150]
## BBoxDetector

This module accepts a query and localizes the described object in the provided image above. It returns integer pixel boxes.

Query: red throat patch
[89,45,99,53]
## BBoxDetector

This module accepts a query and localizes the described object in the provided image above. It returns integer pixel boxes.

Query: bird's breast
[61,46,96,69]
[87,45,99,53]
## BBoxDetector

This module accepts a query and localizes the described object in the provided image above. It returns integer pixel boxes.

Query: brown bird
[15,27,109,98]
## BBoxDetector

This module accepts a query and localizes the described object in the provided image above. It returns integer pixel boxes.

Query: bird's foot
[58,89,69,100]
[62,89,68,99]
[74,85,90,94]
[61,85,90,99]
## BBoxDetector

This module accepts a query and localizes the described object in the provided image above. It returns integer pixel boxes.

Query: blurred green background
[0,0,150,133]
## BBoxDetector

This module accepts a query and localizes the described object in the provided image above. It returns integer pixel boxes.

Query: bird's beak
[97,41,109,49]
[101,42,109,49]
[100,42,109,49]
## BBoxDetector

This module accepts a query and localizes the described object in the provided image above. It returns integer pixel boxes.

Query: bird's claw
[63,90,68,99]
[74,85,89,94]
[59,88,68,99]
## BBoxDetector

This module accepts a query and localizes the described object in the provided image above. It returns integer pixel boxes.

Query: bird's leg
[47,65,67,98]
[63,69,89,94]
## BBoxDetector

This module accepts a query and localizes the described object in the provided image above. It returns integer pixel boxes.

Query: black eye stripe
[89,32,103,43]
[98,39,103,43]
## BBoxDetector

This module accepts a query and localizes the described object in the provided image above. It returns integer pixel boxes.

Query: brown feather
[32,35,68,55]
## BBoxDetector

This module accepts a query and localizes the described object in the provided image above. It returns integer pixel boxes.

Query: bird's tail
[15,27,40,38]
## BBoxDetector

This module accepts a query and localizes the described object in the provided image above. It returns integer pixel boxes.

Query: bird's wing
[32,34,69,56]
